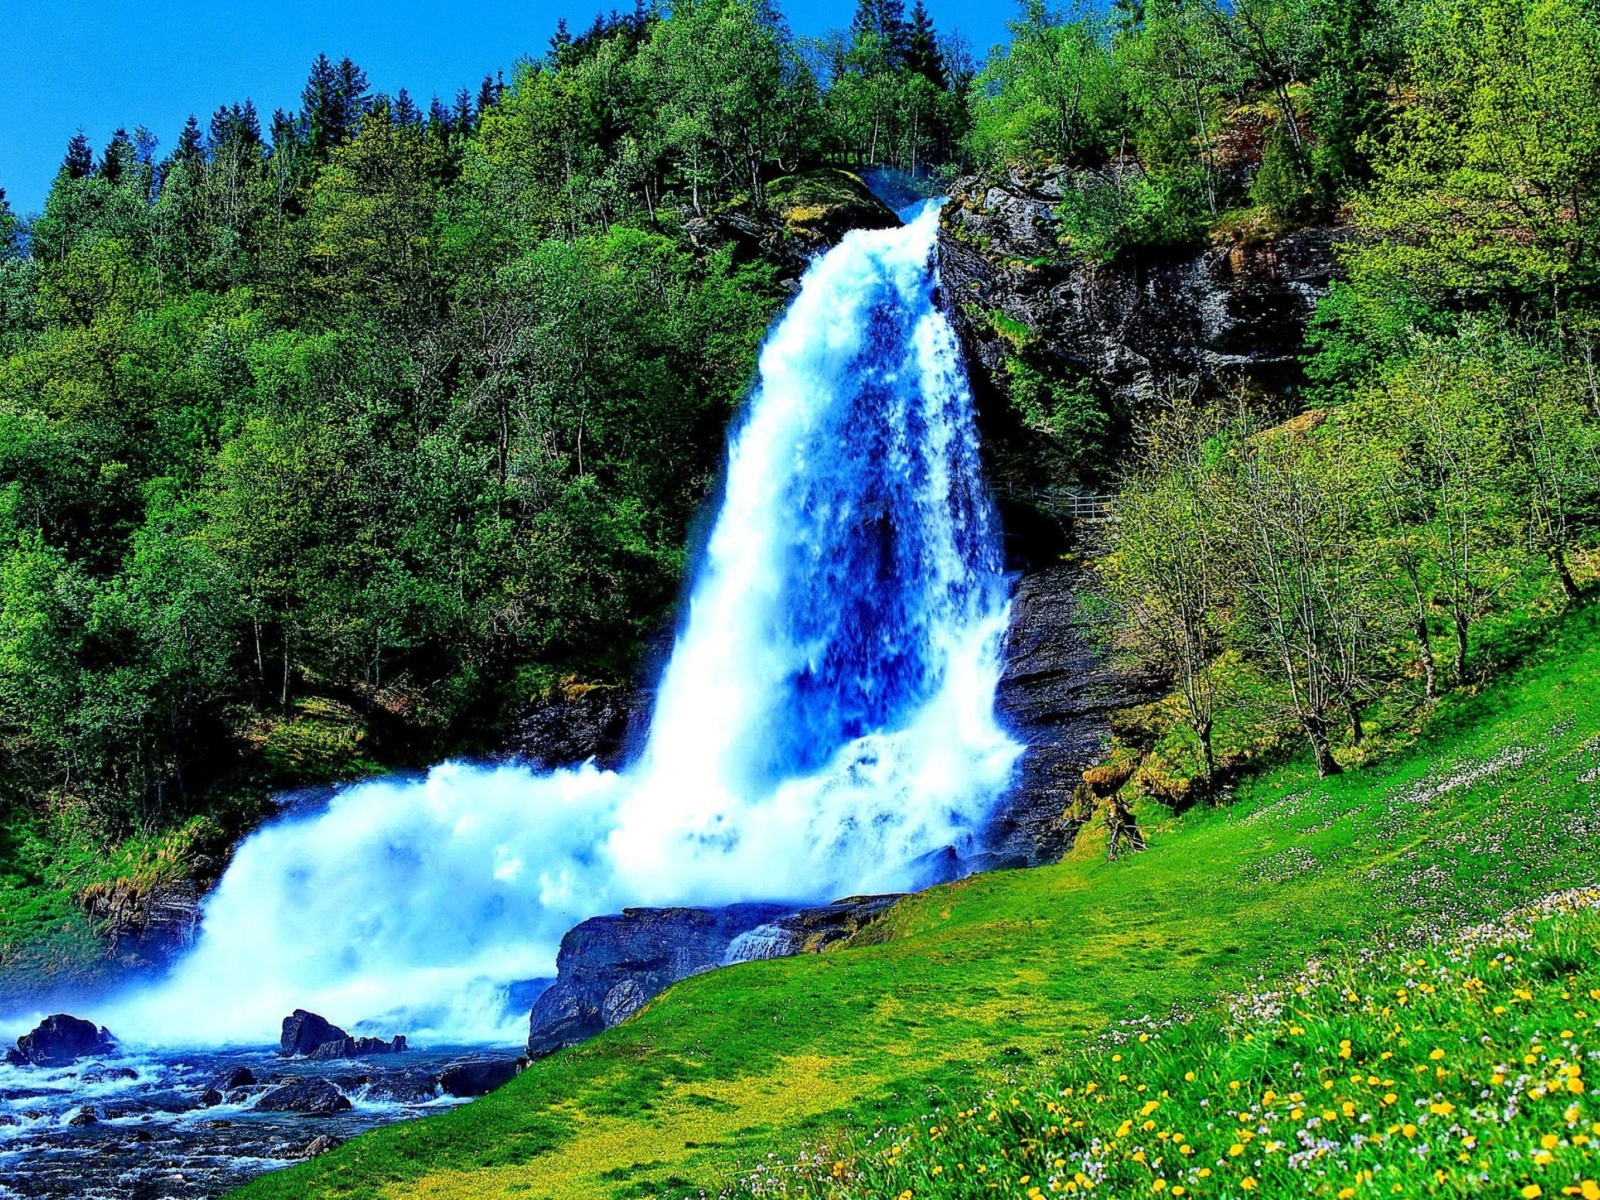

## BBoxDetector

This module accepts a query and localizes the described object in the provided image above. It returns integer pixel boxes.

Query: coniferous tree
[62,132,95,179]
[906,0,946,88]
[301,54,370,154]
[550,17,574,66]
[98,127,135,183]
[395,88,422,127]
[452,87,475,132]
[0,188,18,257]
[175,114,205,164]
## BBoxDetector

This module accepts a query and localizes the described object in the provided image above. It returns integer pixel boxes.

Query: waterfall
[103,205,1022,1047]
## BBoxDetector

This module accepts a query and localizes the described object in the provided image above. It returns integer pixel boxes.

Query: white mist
[103,205,1021,1047]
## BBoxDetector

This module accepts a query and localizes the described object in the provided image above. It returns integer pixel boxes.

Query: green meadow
[236,603,1600,1200]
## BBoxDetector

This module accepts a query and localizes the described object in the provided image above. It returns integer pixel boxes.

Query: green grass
[233,602,1600,1200]
[787,891,1600,1200]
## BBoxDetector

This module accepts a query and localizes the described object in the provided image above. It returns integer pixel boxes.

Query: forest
[0,0,1596,926]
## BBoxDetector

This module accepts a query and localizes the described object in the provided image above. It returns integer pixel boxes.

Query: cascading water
[101,204,1021,1047]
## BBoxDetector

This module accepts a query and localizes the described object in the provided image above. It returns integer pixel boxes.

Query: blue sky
[1,0,1013,216]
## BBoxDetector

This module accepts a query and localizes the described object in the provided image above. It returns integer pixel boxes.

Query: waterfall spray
[103,205,1021,1047]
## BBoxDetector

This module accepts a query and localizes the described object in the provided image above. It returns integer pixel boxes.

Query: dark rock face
[527,896,906,1057]
[10,1014,116,1067]
[504,685,641,771]
[438,1057,521,1098]
[937,168,1343,409]
[279,1010,405,1059]
[254,1077,352,1115]
[982,558,1167,864]
[528,903,794,1057]
[360,1069,442,1104]
[280,1010,344,1057]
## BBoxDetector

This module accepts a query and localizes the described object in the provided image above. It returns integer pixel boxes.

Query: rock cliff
[937,166,1343,413]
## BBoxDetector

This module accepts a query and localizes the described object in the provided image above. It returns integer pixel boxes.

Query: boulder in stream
[280,1009,406,1059]
[438,1057,521,1098]
[9,1014,116,1067]
[254,1077,351,1115]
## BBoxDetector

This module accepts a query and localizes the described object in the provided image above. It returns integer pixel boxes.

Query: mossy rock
[765,168,899,246]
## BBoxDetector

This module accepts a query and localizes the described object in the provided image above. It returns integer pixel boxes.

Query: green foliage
[1056,163,1205,262]
[968,3,1123,170]
[1352,0,1600,312]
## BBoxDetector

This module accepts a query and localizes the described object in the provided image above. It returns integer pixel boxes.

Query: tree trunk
[1304,716,1342,778]
[1347,702,1364,746]
[1550,544,1582,603]
[1453,610,1470,687]
[1414,617,1438,700]
[1196,716,1215,796]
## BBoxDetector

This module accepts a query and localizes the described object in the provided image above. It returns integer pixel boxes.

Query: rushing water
[59,203,1021,1050]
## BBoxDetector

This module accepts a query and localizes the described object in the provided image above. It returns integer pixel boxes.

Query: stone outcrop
[438,1057,522,1098]
[527,895,906,1057]
[765,168,902,248]
[937,166,1343,410]
[982,557,1166,864]
[279,1009,405,1059]
[504,684,641,771]
[528,903,793,1057]
[6,1014,116,1067]
[720,895,906,960]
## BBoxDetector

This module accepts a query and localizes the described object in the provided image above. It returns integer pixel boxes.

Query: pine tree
[907,0,946,89]
[476,74,498,119]
[851,0,911,69]
[301,54,369,154]
[61,132,93,180]
[550,17,573,65]
[452,87,474,131]
[98,127,134,183]
[334,56,371,135]
[176,114,205,164]
[395,88,422,127]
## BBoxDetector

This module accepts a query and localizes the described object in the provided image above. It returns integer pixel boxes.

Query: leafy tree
[968,3,1122,169]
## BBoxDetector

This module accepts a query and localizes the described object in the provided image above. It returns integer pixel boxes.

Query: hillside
[235,603,1600,1199]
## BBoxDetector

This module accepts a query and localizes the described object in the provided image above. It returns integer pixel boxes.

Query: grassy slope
[236,604,1600,1200]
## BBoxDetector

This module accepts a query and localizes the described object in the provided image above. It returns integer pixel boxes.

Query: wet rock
[981,559,1167,864]
[527,902,792,1058]
[505,684,641,771]
[280,1009,405,1059]
[254,1077,351,1116]
[199,1088,225,1108]
[280,1009,345,1057]
[11,1014,116,1067]
[306,1034,408,1060]
[359,1069,440,1104]
[723,895,905,960]
[300,1133,340,1158]
[212,1065,255,1090]
[82,1066,139,1083]
[77,877,206,972]
[438,1057,521,1098]
[68,1107,99,1127]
